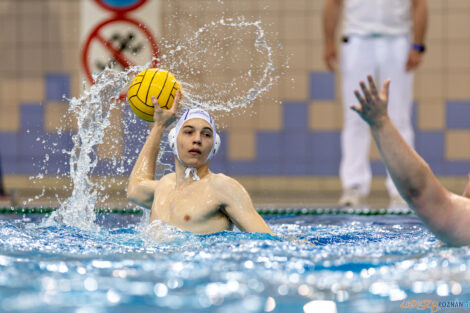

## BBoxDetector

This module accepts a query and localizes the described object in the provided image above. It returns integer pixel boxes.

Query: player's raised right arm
[127,92,181,209]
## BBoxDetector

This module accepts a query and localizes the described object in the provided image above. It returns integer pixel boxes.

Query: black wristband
[412,43,426,53]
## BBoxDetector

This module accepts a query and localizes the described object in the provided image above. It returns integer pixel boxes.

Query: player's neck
[175,160,210,186]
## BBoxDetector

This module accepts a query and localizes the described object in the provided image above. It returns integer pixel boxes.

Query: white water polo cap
[168,108,221,163]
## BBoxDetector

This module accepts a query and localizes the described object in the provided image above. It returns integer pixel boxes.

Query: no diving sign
[80,0,161,84]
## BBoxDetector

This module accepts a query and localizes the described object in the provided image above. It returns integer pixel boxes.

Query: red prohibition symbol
[81,15,159,85]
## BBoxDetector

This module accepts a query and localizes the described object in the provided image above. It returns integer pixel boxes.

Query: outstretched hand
[152,91,182,128]
[350,75,390,128]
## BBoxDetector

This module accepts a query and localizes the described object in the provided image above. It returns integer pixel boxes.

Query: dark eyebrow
[182,125,212,133]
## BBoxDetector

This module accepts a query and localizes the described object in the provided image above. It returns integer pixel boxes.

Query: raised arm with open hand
[351,76,470,246]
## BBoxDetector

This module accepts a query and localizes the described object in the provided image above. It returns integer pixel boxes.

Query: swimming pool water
[0,213,469,313]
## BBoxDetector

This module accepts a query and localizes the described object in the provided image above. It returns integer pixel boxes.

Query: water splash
[40,17,280,231]
[45,69,138,230]
[158,17,279,113]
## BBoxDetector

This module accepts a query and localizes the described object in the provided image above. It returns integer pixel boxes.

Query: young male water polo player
[352,75,470,246]
[127,92,274,235]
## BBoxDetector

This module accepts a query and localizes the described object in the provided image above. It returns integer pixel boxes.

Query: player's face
[177,119,214,167]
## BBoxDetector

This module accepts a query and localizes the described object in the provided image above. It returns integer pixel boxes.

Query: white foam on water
[44,69,137,231]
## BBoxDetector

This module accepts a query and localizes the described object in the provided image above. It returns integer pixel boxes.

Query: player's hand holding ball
[152,91,182,128]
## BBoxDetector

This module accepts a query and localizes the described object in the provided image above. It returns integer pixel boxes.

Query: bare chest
[152,182,225,226]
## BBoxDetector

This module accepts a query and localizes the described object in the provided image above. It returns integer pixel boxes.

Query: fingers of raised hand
[367,75,379,99]
[350,104,363,114]
[152,96,163,113]
[359,80,373,104]
[171,91,182,113]
[381,79,391,100]
[354,89,367,109]
[151,96,158,106]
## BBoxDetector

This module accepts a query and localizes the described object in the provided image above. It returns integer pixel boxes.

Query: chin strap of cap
[185,167,200,181]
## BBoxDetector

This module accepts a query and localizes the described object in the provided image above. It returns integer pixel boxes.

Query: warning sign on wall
[80,0,161,84]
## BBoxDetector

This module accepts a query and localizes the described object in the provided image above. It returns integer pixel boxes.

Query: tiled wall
[0,0,469,183]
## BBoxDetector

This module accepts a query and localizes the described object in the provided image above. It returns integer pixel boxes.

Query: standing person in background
[323,0,428,207]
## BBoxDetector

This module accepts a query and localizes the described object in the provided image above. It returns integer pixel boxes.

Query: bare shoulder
[156,173,176,189]
[211,173,248,197]
[211,173,240,187]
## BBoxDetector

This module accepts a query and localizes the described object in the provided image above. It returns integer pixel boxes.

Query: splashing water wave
[42,17,280,231]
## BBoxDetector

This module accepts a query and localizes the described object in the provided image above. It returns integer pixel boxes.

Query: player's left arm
[216,175,274,235]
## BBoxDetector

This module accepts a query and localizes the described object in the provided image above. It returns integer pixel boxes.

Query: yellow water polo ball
[127,68,181,122]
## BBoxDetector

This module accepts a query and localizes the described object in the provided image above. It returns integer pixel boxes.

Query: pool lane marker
[0,207,412,215]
